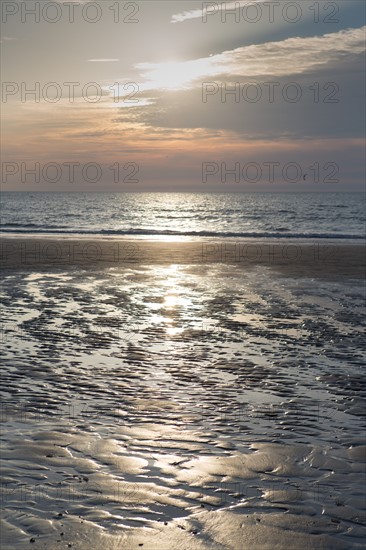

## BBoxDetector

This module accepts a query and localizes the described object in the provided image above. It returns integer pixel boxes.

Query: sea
[0,191,365,240]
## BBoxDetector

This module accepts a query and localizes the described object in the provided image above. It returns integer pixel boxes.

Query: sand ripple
[1,263,365,548]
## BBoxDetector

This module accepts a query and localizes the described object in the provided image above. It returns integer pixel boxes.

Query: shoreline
[0,232,363,242]
[1,236,365,278]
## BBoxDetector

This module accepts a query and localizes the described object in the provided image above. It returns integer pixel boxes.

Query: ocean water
[0,192,364,240]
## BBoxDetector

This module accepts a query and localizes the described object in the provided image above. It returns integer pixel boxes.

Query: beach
[2,0,365,543]
[1,236,365,277]
[1,236,365,549]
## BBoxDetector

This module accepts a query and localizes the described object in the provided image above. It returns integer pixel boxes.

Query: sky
[1,0,365,191]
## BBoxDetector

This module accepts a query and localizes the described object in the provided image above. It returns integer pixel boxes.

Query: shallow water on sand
[1,263,365,548]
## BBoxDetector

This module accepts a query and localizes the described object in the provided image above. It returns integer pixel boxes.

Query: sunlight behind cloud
[134,26,365,94]
[136,59,219,90]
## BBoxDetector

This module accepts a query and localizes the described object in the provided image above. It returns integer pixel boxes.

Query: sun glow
[136,58,217,91]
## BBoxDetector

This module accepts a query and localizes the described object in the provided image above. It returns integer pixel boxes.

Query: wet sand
[1,236,365,278]
[1,237,365,549]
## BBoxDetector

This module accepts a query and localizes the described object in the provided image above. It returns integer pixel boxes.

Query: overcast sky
[1,0,365,191]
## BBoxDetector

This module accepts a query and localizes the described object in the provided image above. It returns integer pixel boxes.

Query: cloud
[113,62,364,140]
[108,26,365,141]
[206,25,365,77]
[88,59,120,63]
[0,36,17,44]
[134,26,365,92]
[171,0,268,23]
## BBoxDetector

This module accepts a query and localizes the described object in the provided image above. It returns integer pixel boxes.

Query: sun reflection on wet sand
[153,264,193,337]
[164,294,179,308]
